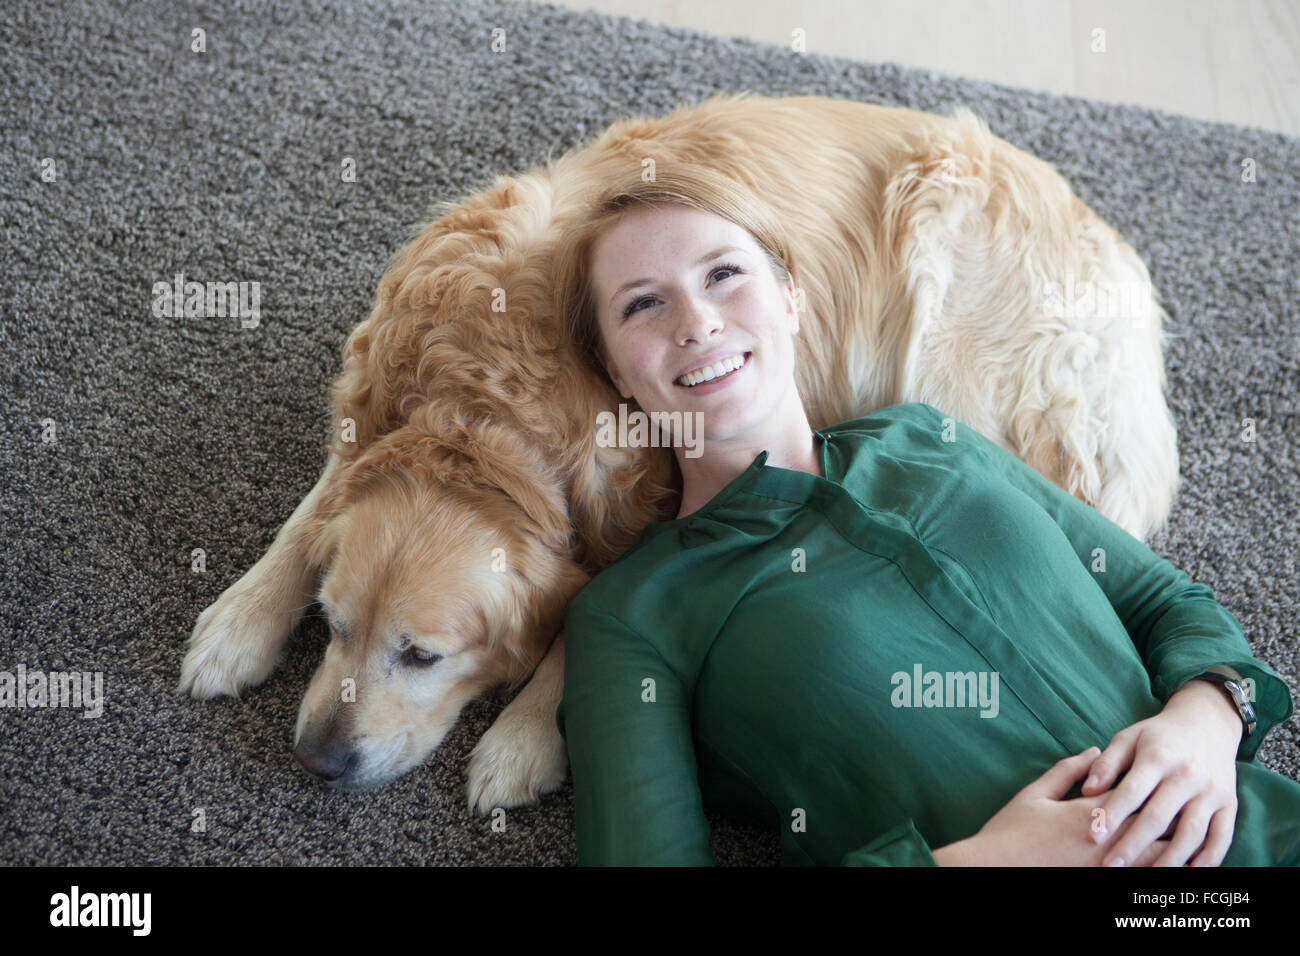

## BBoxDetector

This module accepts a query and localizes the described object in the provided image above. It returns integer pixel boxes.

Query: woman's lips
[673,351,751,394]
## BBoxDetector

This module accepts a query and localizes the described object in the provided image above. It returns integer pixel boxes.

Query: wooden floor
[548,0,1300,137]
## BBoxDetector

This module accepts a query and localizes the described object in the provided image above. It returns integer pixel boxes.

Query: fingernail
[1104,855,1125,867]
[1085,775,1098,789]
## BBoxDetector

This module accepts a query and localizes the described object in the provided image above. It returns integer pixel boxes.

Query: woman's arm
[918,402,1286,865]
[564,592,978,866]
[919,402,1293,761]
[558,598,715,865]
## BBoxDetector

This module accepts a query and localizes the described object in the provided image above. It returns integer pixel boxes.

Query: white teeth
[676,352,747,387]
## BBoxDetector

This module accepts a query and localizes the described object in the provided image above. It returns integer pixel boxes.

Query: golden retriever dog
[177,92,1178,812]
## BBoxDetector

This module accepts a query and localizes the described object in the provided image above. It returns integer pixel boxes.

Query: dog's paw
[176,580,289,700]
[466,704,569,816]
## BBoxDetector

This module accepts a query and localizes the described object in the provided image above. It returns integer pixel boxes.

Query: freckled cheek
[728,291,768,326]
[626,337,665,386]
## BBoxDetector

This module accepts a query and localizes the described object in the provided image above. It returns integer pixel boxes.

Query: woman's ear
[784,274,800,335]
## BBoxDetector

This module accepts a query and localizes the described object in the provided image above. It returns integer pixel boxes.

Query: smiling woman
[548,165,1300,867]
[555,165,824,519]
[557,163,793,384]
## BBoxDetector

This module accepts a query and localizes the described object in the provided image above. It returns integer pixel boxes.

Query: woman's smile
[673,350,752,394]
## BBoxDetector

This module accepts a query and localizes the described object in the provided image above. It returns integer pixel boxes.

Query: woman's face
[588,204,800,446]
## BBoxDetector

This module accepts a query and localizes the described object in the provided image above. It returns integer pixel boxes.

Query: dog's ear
[303,511,345,571]
[302,464,350,570]
[497,555,589,693]
[436,425,577,557]
[485,455,574,556]
[566,422,681,571]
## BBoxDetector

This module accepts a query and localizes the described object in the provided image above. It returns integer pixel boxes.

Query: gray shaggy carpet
[2,0,1297,866]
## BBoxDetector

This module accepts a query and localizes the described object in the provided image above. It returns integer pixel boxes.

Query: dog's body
[179,93,1179,812]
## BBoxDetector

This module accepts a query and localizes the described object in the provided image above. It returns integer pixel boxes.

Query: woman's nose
[674,296,722,344]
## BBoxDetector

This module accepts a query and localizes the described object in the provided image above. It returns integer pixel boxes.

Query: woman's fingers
[1024,747,1101,801]
[1187,807,1236,867]
[1150,799,1216,866]
[1088,749,1168,849]
[1132,839,1173,867]
[1081,728,1137,799]
[1101,773,1199,867]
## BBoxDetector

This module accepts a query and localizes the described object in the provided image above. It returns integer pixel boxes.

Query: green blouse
[555,402,1300,865]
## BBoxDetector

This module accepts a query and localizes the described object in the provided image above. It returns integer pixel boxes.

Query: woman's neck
[673,408,823,520]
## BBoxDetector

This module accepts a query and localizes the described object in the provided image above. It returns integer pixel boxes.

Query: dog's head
[292,414,589,790]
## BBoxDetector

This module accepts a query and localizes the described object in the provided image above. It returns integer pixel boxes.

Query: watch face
[1222,681,1257,733]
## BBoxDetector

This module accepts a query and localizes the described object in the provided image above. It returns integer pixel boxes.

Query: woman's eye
[402,647,444,668]
[622,295,653,318]
[619,264,744,319]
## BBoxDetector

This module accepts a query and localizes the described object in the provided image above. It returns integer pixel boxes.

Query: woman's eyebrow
[608,245,746,307]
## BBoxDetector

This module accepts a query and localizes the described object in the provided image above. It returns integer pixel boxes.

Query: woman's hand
[960,748,1175,865]
[1079,680,1242,867]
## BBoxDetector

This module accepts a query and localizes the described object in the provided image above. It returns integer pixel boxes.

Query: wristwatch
[1190,665,1257,739]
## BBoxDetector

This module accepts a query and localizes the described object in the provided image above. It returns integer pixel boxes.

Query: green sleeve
[839,819,940,866]
[557,599,715,866]
[925,403,1295,763]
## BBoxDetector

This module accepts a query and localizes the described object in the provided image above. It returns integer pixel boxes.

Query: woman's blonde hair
[553,163,797,383]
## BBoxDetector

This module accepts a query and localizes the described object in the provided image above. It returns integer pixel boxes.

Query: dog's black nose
[294,739,355,781]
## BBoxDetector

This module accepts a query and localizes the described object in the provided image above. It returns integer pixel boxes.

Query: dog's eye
[402,646,444,668]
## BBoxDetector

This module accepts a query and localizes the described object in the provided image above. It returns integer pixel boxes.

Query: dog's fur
[178,93,1179,812]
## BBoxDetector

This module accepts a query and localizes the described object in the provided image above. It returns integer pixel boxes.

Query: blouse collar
[642,428,833,537]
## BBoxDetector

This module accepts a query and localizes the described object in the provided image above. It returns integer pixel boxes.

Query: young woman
[550,164,1300,866]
